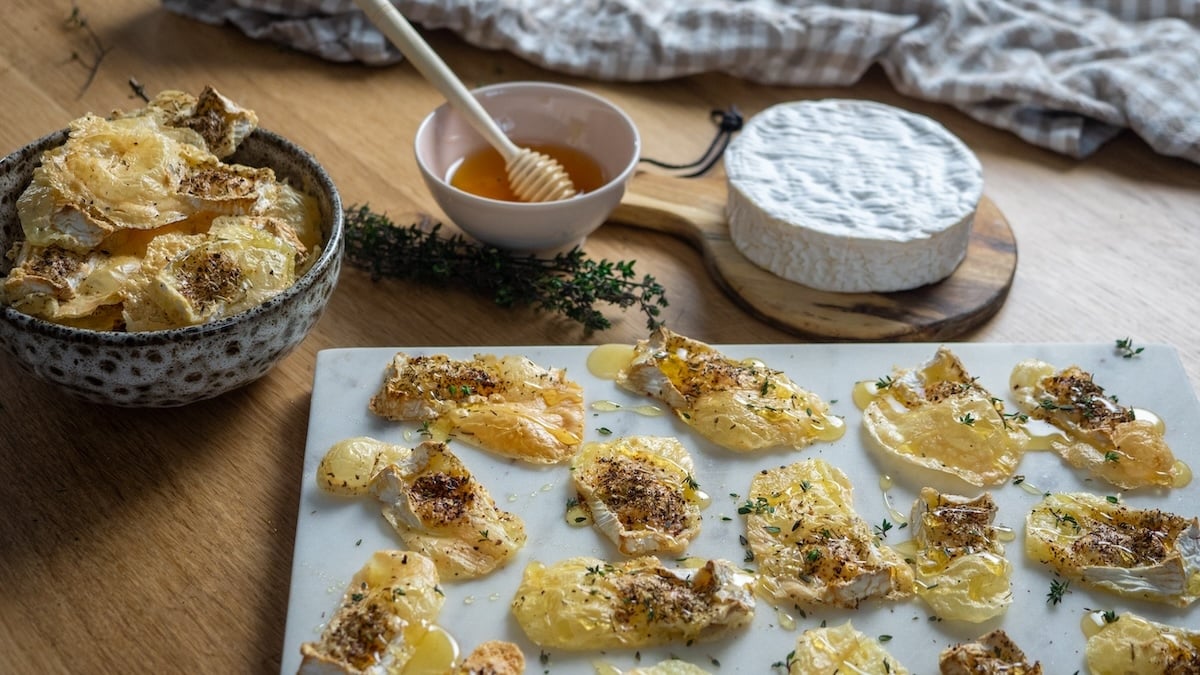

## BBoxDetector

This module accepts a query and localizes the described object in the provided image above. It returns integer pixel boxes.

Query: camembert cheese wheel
[725,99,983,293]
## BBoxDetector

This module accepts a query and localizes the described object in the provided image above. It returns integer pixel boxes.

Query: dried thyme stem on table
[343,205,668,333]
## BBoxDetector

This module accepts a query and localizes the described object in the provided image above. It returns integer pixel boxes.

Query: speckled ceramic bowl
[0,128,343,407]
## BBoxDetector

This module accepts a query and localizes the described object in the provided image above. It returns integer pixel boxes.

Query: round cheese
[725,99,983,293]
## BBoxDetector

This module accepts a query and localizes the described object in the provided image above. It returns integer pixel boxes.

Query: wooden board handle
[610,171,1018,341]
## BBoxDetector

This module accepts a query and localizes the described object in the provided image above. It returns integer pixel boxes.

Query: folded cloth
[162,0,1200,164]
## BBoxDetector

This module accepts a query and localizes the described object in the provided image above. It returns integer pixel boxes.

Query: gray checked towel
[163,0,1200,165]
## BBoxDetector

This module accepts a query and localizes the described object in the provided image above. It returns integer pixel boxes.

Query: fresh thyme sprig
[874,518,894,539]
[1114,337,1145,359]
[65,3,111,97]
[343,205,668,333]
[1047,577,1071,605]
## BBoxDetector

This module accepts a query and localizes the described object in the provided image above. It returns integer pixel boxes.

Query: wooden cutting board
[610,171,1017,342]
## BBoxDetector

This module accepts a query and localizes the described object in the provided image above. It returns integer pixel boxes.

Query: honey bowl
[414,81,640,253]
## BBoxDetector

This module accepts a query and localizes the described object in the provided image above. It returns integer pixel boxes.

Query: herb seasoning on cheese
[1025,493,1200,607]
[725,99,983,293]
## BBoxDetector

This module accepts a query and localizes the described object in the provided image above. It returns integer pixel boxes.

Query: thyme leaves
[1114,337,1145,359]
[343,206,668,333]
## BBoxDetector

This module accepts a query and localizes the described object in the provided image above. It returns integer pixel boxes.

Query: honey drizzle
[449,141,606,201]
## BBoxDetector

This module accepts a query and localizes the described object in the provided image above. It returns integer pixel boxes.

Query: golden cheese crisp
[616,327,843,452]
[789,621,910,675]
[569,435,705,556]
[910,488,1013,622]
[369,352,584,464]
[510,555,755,650]
[1083,610,1200,675]
[1025,493,1200,607]
[1011,359,1189,490]
[860,346,1030,486]
[939,630,1042,675]
[746,458,914,609]
[316,438,526,580]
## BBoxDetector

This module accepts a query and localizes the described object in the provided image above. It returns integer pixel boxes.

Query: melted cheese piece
[1083,610,1200,674]
[725,99,982,292]
[1010,359,1188,489]
[570,435,705,555]
[939,629,1042,674]
[369,352,585,464]
[369,441,527,580]
[510,556,755,650]
[1025,493,1200,607]
[316,436,412,496]
[315,437,526,580]
[299,550,526,675]
[299,550,446,674]
[616,327,844,452]
[910,488,1013,622]
[789,621,909,675]
[747,458,914,609]
[861,346,1029,486]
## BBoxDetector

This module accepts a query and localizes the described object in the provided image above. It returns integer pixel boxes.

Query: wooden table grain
[1,2,1197,673]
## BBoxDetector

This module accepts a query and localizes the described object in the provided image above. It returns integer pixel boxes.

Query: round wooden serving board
[609,171,1018,342]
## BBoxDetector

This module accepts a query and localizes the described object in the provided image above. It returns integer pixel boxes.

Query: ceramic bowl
[0,128,344,407]
[414,81,640,253]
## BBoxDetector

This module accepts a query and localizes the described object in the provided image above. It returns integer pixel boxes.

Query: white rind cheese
[725,99,983,293]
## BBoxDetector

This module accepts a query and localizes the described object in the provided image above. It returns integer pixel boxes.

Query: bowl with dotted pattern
[0,128,343,407]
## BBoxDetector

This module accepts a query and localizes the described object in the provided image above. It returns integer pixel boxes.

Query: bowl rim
[413,80,642,209]
[0,127,344,346]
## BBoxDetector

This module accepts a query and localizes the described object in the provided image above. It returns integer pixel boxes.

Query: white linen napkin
[161,0,1200,164]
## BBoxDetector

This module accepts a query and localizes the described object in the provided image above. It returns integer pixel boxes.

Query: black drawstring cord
[639,106,743,178]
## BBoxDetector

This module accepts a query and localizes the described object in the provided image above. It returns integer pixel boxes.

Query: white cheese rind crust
[725,99,983,292]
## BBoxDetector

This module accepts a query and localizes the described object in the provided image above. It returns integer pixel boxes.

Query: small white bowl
[414,81,640,253]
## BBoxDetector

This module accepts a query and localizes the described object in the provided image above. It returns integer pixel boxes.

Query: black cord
[639,106,743,178]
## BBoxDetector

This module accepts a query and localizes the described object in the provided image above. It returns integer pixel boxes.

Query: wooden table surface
[2,1,1198,672]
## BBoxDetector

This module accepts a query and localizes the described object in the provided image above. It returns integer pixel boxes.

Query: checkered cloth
[162,0,1200,164]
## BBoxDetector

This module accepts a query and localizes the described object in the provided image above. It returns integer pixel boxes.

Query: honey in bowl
[449,142,607,202]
